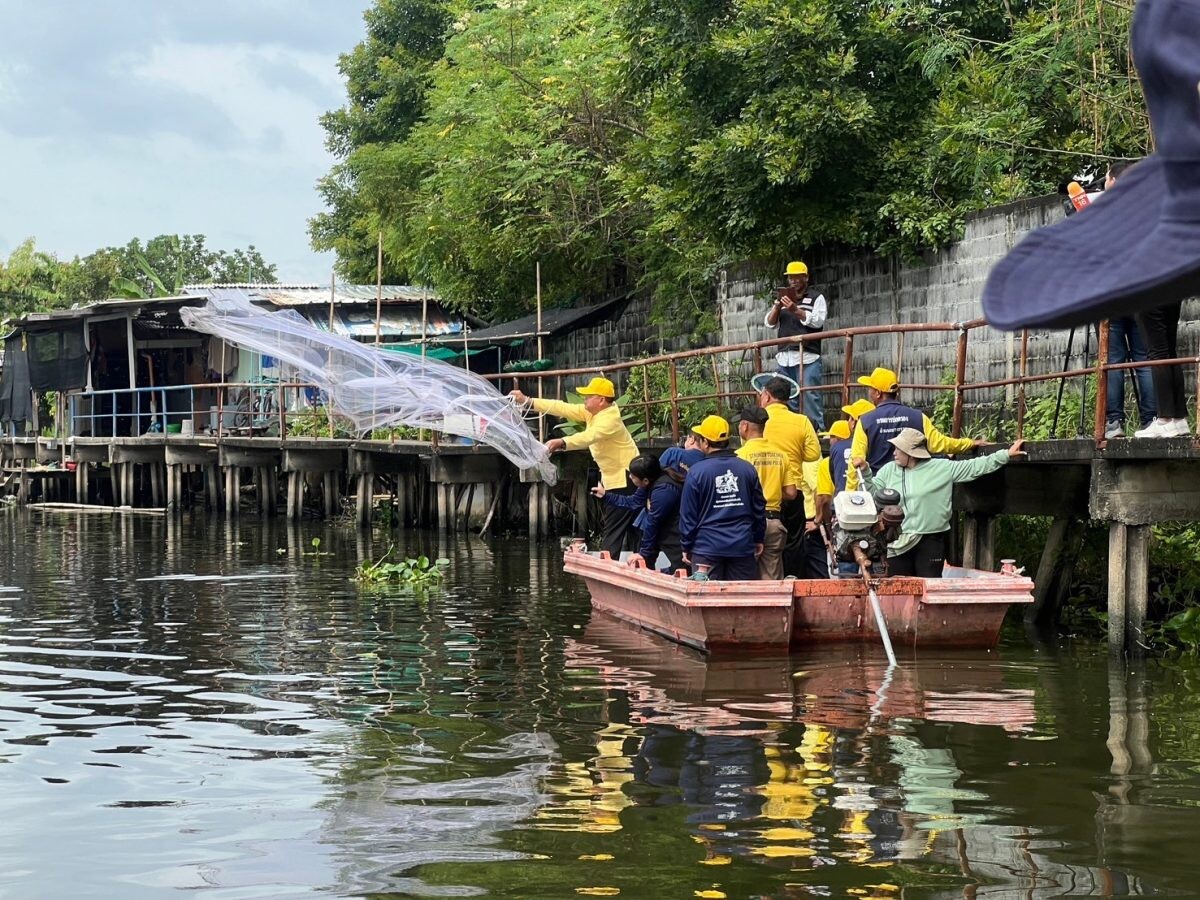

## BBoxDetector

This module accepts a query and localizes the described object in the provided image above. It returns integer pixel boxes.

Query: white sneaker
[1104,420,1124,440]
[1134,418,1189,438]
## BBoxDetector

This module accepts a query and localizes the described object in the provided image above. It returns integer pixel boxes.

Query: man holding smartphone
[765,260,826,428]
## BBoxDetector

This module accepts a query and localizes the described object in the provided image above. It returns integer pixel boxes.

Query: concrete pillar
[206,464,220,511]
[75,461,89,505]
[323,471,338,519]
[1126,524,1150,654]
[150,463,162,508]
[225,466,240,519]
[977,516,996,572]
[1107,521,1151,656]
[356,473,373,528]
[961,515,978,569]
[1108,523,1128,656]
[123,463,135,508]
[287,471,304,520]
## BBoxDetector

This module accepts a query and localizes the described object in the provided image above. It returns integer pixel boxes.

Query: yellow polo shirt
[815,457,835,498]
[532,398,639,490]
[763,403,820,469]
[736,437,800,513]
[800,459,821,519]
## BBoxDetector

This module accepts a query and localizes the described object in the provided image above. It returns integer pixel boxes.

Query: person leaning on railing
[845,367,986,491]
[509,376,639,557]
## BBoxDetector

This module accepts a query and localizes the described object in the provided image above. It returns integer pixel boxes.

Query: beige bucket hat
[887,427,931,459]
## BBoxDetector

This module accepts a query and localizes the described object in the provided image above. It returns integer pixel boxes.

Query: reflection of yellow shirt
[845,413,976,490]
[815,457,835,498]
[736,437,799,513]
[763,403,820,467]
[533,399,638,490]
[800,459,820,519]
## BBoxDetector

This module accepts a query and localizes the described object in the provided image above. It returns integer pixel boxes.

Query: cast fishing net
[180,296,556,484]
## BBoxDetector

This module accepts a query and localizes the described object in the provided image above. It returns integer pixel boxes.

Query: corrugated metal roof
[428,294,630,346]
[183,283,440,306]
[297,306,463,339]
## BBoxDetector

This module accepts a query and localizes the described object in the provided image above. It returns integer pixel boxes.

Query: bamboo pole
[375,231,383,347]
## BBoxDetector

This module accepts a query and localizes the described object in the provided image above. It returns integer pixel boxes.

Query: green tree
[310,0,454,283]
[0,239,65,318]
[312,0,1148,324]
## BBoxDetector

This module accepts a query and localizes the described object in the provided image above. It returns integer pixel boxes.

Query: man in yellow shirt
[510,376,639,556]
[735,406,799,580]
[755,376,820,573]
[845,367,986,491]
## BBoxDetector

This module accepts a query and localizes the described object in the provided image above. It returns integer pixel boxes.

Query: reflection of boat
[564,547,1033,653]
[565,614,1038,735]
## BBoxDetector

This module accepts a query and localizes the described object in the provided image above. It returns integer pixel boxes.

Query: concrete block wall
[553,195,1199,418]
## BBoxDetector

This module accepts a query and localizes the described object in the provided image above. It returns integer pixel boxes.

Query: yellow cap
[822,420,852,440]
[856,367,899,394]
[785,261,808,276]
[575,376,615,398]
[692,414,731,442]
[841,399,875,419]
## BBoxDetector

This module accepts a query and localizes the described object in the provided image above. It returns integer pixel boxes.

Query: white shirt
[765,292,826,366]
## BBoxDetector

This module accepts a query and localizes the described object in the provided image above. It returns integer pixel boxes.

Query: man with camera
[765,260,826,429]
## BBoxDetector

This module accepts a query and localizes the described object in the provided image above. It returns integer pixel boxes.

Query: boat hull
[564,550,1033,654]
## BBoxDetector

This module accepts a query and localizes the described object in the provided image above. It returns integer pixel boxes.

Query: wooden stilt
[226,466,240,519]
[977,516,996,572]
[151,464,162,508]
[1026,516,1085,626]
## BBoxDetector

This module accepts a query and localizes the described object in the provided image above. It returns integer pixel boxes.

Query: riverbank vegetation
[314,0,1147,323]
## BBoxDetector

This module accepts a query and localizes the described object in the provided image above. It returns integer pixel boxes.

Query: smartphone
[777,286,798,303]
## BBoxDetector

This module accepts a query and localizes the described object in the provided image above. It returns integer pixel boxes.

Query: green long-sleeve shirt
[861,448,1010,556]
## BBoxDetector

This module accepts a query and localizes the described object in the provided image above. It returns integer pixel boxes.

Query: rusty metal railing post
[951,326,968,438]
[842,335,854,409]
[668,360,680,444]
[1095,321,1110,444]
[710,356,722,416]
[1016,329,1029,441]
[278,384,286,440]
[641,365,652,438]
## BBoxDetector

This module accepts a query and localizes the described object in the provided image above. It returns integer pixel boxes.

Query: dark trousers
[691,553,758,581]
[1135,302,1186,419]
[780,496,807,577]
[803,528,830,579]
[886,531,948,579]
[600,486,638,558]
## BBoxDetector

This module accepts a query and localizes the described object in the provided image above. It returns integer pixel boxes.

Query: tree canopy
[312,0,1147,323]
[0,234,278,320]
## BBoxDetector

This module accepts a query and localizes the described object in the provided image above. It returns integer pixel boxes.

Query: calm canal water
[1,511,1197,898]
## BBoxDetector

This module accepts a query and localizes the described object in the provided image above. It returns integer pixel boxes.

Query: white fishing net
[180,296,556,484]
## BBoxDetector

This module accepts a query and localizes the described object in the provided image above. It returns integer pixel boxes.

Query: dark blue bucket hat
[982,0,1200,330]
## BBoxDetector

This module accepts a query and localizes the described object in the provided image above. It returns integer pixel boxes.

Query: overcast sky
[0,0,370,283]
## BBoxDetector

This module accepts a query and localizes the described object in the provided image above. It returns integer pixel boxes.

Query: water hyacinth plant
[354,547,449,589]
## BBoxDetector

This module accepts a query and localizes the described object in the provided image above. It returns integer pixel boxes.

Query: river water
[0,510,1196,897]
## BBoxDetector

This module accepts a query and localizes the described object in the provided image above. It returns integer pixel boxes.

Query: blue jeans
[1105,317,1157,426]
[777,359,824,429]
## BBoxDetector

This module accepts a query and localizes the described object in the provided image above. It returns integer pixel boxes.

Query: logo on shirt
[715,469,739,495]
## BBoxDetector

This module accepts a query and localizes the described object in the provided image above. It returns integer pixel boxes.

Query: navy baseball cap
[982,0,1200,330]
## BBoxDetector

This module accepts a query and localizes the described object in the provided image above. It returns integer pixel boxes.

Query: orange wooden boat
[563,545,1034,654]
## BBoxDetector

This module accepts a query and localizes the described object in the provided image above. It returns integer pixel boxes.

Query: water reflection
[0,512,1195,896]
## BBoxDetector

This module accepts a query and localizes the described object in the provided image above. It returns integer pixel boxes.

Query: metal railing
[490,318,1198,446]
[68,381,320,441]
[34,318,1196,451]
